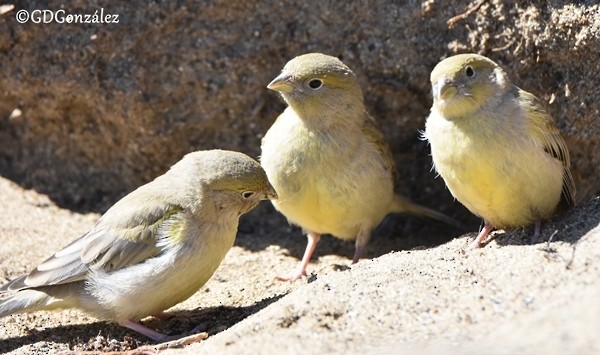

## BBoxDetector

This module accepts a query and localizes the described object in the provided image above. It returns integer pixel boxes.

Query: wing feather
[1,195,185,292]
[517,87,576,208]
[361,112,397,182]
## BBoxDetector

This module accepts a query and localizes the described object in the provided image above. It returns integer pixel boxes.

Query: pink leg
[532,219,542,243]
[353,228,370,264]
[117,320,208,350]
[277,232,321,282]
[352,246,364,264]
[118,319,168,342]
[468,222,494,249]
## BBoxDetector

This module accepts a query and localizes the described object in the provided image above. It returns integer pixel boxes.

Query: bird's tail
[0,287,77,318]
[389,194,462,228]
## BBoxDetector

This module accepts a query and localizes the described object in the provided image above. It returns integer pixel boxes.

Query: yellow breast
[261,110,393,239]
[425,110,563,228]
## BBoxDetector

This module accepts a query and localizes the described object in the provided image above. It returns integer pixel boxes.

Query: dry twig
[447,0,488,29]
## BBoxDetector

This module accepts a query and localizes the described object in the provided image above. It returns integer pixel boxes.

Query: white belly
[86,220,236,321]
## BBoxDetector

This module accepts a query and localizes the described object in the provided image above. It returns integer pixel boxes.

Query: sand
[0,176,598,354]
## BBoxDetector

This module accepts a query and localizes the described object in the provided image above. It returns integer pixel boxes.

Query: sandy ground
[0,176,599,354]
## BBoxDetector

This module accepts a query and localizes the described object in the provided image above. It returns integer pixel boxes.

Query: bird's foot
[276,268,307,282]
[116,319,208,354]
[531,219,542,243]
[467,222,494,249]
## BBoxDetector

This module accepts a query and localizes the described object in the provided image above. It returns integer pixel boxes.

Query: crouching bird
[0,150,277,343]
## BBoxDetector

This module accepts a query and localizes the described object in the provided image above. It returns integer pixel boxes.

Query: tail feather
[390,194,462,228]
[0,287,78,318]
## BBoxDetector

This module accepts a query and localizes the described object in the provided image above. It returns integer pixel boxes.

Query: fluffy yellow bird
[0,150,276,342]
[261,53,457,281]
[424,53,575,248]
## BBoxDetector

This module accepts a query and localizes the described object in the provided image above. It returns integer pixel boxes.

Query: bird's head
[267,53,364,123]
[173,150,277,216]
[430,53,510,119]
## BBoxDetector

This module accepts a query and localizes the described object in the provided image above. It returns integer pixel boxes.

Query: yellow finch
[261,53,457,281]
[424,53,575,248]
[0,150,276,341]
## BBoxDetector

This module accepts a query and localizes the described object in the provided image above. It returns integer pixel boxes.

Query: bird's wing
[517,87,576,208]
[1,196,186,292]
[361,112,397,181]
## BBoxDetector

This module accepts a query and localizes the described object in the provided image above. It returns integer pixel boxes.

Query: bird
[260,52,458,281]
[423,53,575,248]
[0,149,277,343]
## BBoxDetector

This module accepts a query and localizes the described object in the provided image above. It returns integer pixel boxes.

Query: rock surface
[0,1,598,212]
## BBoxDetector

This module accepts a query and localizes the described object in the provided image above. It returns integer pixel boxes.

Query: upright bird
[0,150,276,342]
[261,53,457,281]
[424,53,575,248]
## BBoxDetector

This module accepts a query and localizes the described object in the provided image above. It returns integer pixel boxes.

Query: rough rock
[0,0,598,214]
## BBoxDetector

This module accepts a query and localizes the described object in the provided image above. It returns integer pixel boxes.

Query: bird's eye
[241,191,255,199]
[465,66,475,77]
[308,79,323,90]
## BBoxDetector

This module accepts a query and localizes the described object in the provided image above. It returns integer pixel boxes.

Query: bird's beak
[267,71,294,93]
[266,184,278,200]
[433,77,457,101]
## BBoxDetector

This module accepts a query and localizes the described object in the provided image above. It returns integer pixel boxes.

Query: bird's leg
[352,246,364,264]
[118,319,169,342]
[277,232,321,282]
[532,219,542,243]
[468,222,494,249]
[118,319,208,350]
[353,228,371,263]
